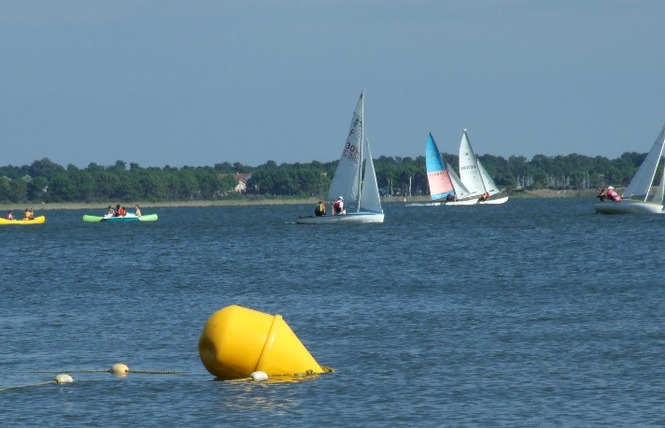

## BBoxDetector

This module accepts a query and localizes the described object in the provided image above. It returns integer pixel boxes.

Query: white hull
[479,196,509,205]
[594,200,664,215]
[296,212,384,224]
[406,195,508,207]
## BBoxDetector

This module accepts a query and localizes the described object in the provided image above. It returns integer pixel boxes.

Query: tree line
[0,152,650,203]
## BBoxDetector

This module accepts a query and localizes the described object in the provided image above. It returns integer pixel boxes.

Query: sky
[2,0,665,168]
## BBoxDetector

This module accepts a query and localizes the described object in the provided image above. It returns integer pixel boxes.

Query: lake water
[1,198,664,426]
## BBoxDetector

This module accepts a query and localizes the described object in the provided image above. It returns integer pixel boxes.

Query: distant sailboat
[296,92,384,224]
[457,129,509,205]
[594,123,665,214]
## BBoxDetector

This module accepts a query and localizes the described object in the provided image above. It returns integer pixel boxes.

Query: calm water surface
[1,198,665,426]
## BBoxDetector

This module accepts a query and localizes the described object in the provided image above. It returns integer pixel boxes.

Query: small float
[0,216,46,225]
[83,213,158,222]
[199,305,331,380]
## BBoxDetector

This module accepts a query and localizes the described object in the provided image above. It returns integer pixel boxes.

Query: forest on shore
[0,152,648,204]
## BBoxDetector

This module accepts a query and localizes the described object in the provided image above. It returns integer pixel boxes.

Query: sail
[359,138,383,213]
[426,133,456,200]
[477,158,500,196]
[458,130,486,197]
[622,123,665,201]
[444,156,473,200]
[328,93,363,202]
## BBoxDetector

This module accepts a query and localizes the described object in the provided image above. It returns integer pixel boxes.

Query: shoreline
[0,189,598,211]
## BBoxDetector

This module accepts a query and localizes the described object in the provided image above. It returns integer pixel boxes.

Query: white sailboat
[296,92,384,224]
[457,129,509,205]
[594,123,665,214]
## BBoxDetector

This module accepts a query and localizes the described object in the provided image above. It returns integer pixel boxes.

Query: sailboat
[296,92,384,224]
[421,132,477,206]
[457,129,509,205]
[594,123,665,214]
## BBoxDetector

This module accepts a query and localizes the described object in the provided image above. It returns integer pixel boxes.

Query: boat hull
[296,211,384,224]
[83,213,159,222]
[594,200,664,214]
[0,215,46,225]
[479,196,509,205]
[407,196,508,207]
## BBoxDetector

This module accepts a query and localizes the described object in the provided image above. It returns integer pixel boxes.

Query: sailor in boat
[597,187,607,201]
[605,186,621,202]
[333,196,346,216]
[314,200,326,217]
[479,192,490,202]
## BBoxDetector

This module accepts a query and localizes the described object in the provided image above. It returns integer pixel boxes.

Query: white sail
[458,130,486,197]
[359,138,383,213]
[328,93,363,203]
[622,124,665,202]
[441,154,473,200]
[477,158,500,196]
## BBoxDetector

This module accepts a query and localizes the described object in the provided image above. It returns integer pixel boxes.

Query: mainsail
[328,93,364,203]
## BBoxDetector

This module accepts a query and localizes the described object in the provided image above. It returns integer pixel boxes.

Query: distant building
[218,173,252,193]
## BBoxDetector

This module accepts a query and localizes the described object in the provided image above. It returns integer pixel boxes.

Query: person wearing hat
[314,200,326,217]
[605,186,621,202]
[333,196,346,215]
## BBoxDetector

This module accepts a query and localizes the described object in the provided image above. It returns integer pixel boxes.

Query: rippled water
[1,199,665,426]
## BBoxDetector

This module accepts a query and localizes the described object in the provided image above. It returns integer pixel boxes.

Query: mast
[356,92,364,212]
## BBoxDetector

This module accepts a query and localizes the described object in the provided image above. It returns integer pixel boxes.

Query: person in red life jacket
[314,200,326,216]
[606,186,621,202]
[115,204,127,216]
[333,196,346,215]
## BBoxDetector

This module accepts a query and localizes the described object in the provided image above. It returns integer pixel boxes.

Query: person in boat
[134,205,142,217]
[445,193,456,202]
[24,208,34,220]
[314,200,326,216]
[479,192,490,202]
[597,187,607,201]
[107,205,116,216]
[6,210,13,220]
[115,204,127,216]
[333,196,346,216]
[605,186,621,202]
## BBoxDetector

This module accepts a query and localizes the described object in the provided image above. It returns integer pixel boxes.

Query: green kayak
[83,213,158,222]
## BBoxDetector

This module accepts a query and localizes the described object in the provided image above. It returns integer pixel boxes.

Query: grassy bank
[0,189,598,212]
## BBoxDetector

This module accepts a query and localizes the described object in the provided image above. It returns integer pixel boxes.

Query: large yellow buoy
[198,305,325,379]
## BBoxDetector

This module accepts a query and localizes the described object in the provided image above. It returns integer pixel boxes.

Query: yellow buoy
[198,305,325,379]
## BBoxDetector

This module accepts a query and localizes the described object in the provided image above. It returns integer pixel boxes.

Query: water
[2,199,665,426]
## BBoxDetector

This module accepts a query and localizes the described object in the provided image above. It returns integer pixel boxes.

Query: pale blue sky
[2,0,664,168]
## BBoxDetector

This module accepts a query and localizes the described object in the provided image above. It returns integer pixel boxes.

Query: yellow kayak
[0,215,46,225]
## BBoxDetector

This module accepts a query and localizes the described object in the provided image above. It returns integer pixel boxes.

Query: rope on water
[20,367,188,376]
[0,374,73,392]
[0,380,57,392]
